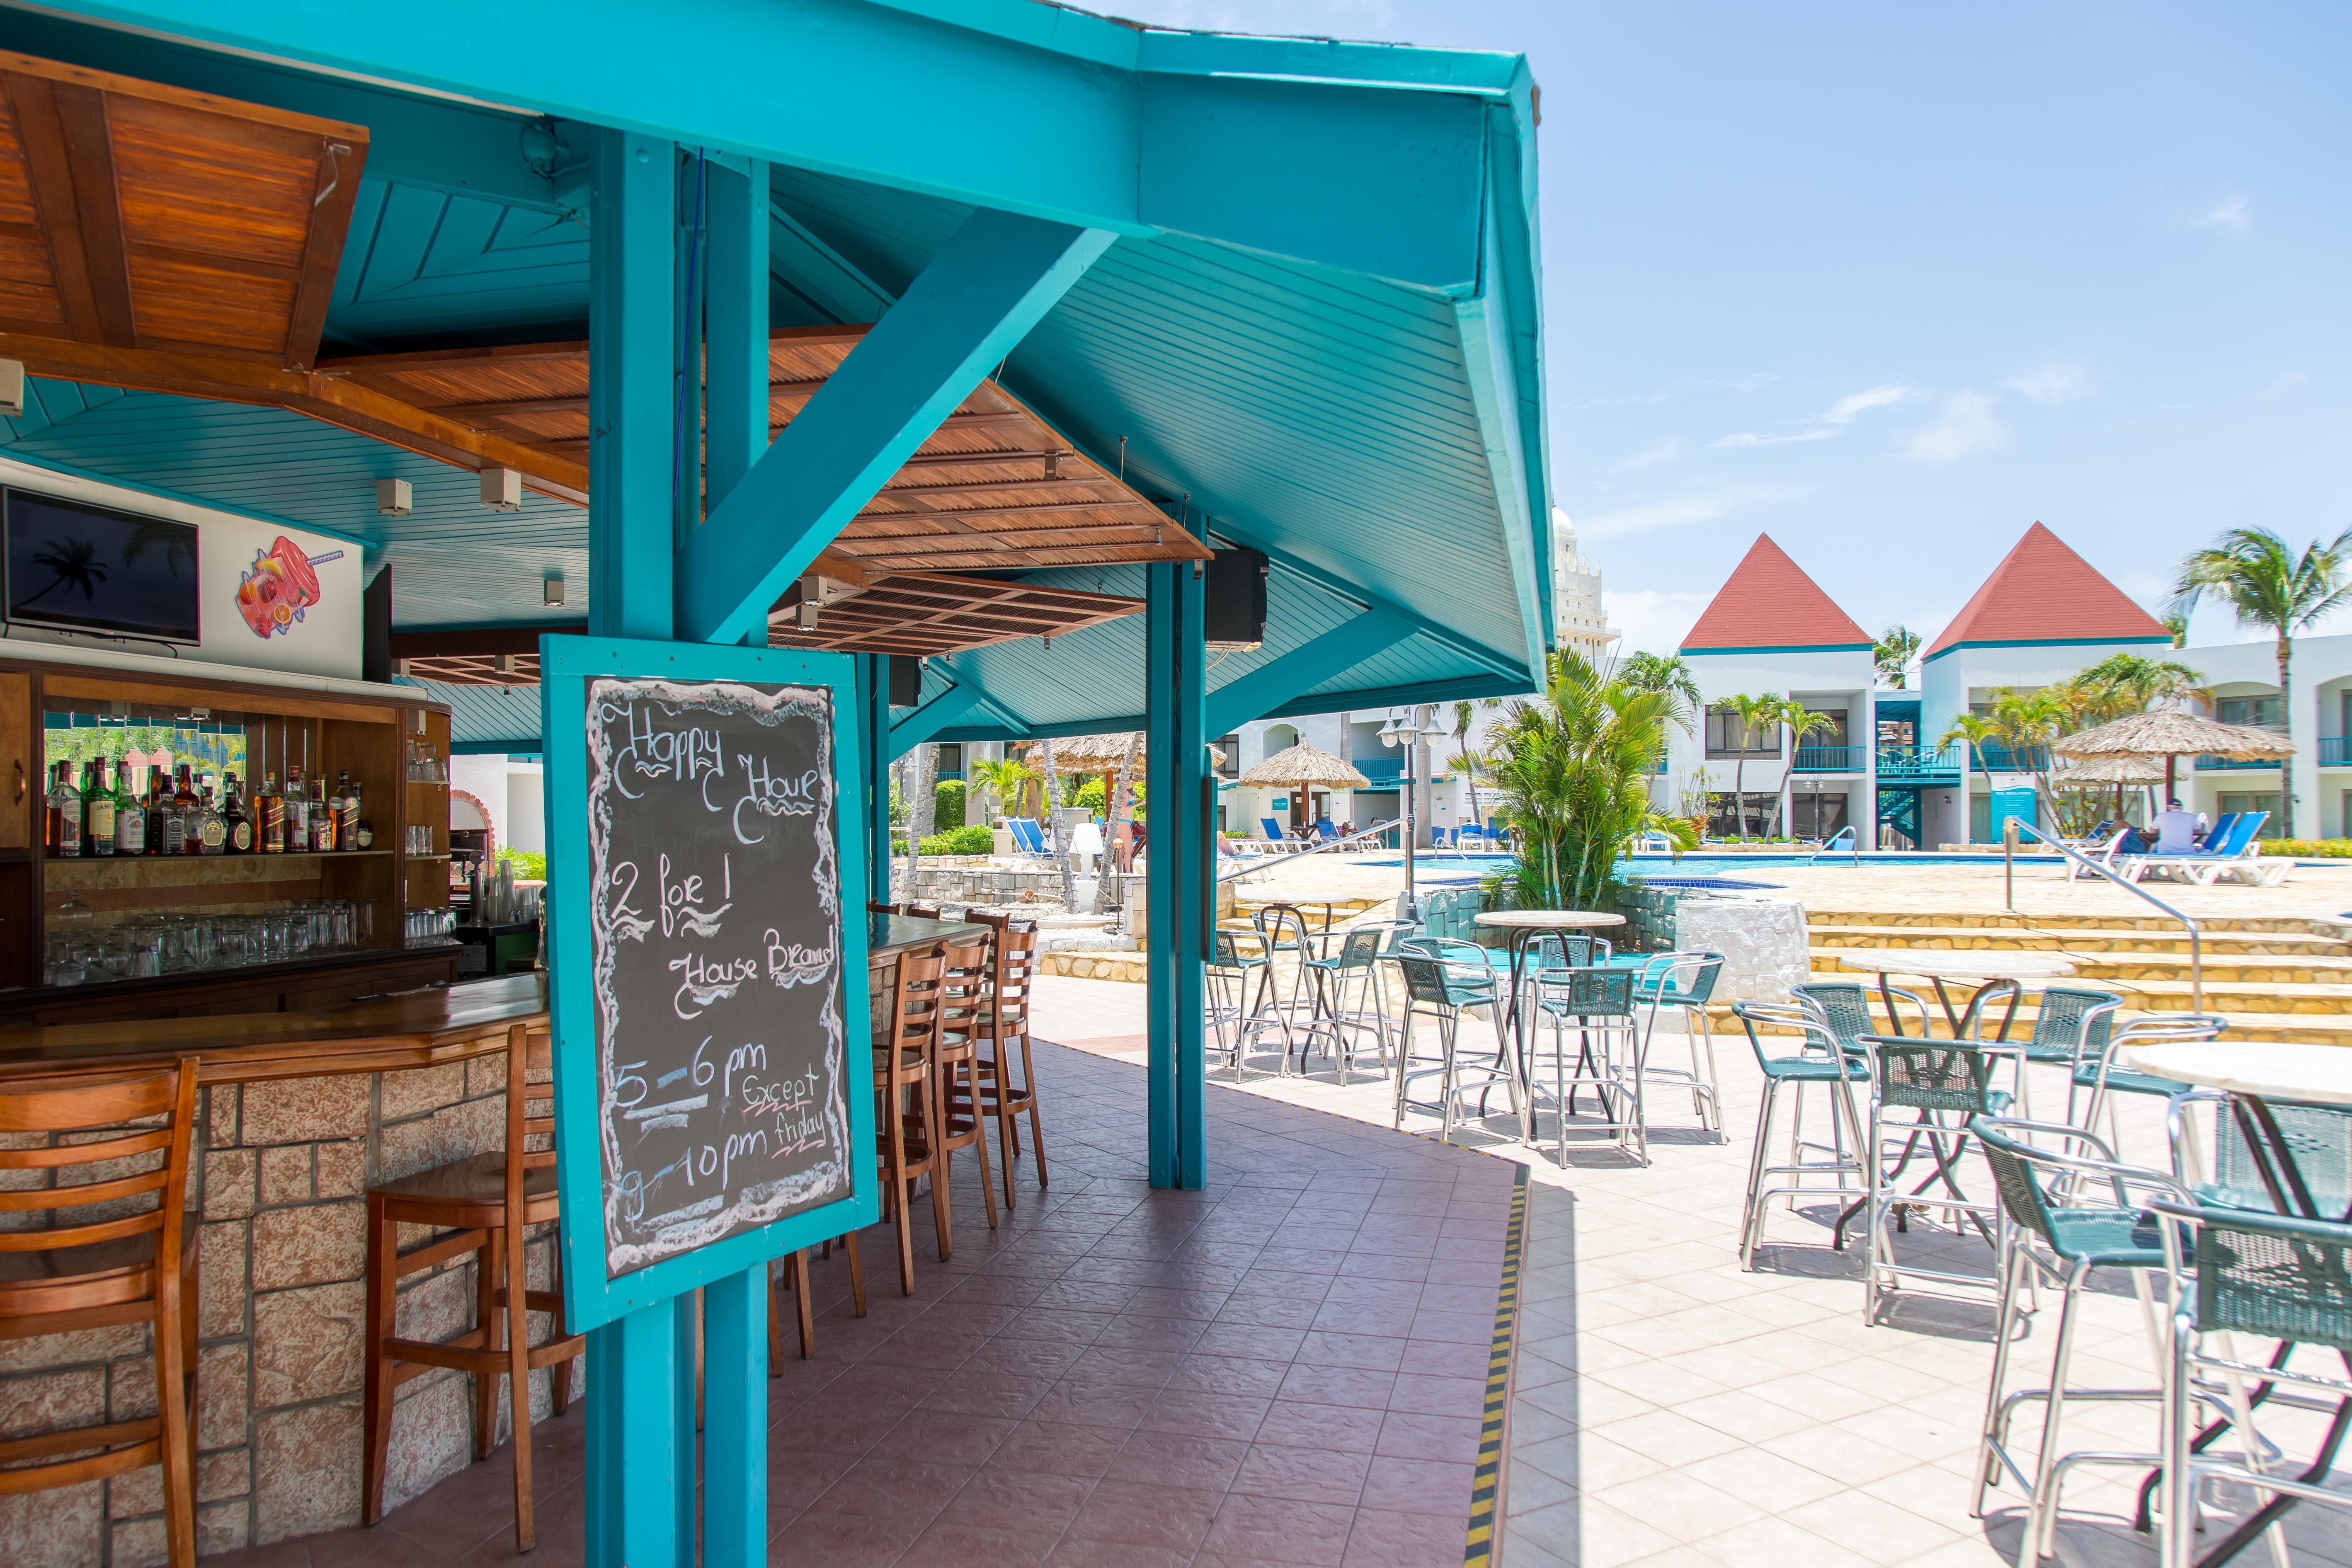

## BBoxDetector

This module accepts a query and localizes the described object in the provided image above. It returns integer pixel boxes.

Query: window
[1796,708,1850,747]
[934,744,963,776]
[1790,791,1848,840]
[1705,708,1780,759]
[2219,792,2284,836]
[1705,792,1780,838]
[2218,696,2284,729]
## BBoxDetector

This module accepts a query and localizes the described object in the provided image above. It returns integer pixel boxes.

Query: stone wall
[0,1052,577,1568]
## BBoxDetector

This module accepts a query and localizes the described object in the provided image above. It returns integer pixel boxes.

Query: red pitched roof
[1923,522,2170,658]
[1678,534,1872,652]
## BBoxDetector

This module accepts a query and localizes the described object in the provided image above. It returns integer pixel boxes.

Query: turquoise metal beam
[1451,167,1552,681]
[856,655,893,906]
[1204,610,1416,737]
[675,208,1115,645]
[39,0,1514,287]
[886,680,1031,759]
[587,128,675,642]
[771,205,894,323]
[1202,526,1531,684]
[1144,560,1208,1190]
[708,156,772,650]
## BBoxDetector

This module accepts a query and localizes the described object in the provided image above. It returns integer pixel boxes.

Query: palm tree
[20,538,107,607]
[1775,697,1840,839]
[1618,652,1702,732]
[2162,613,2189,649]
[967,755,1034,824]
[1483,652,1697,910]
[2170,526,2352,837]
[1873,625,1921,690]
[1982,686,2069,824]
[1937,710,2000,842]
[2049,652,2205,727]
[1722,691,1782,841]
[1450,698,1499,832]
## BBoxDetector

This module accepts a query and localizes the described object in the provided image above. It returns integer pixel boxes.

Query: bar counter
[0,975,554,1564]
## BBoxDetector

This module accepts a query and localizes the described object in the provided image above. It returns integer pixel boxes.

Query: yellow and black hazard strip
[1464,1163,1530,1567]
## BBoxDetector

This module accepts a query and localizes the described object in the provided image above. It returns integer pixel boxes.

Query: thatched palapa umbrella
[2051,753,2167,822]
[2053,710,2295,800]
[1237,744,1370,833]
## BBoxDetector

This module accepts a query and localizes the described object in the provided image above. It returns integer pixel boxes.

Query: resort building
[1651,521,2352,846]
[1660,535,1882,843]
[1553,507,1620,663]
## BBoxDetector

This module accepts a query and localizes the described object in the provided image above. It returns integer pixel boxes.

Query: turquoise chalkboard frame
[541,634,877,1332]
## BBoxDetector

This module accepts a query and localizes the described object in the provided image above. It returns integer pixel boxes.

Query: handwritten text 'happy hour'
[603,699,824,843]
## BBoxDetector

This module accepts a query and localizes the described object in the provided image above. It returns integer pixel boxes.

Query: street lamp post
[1380,704,1444,921]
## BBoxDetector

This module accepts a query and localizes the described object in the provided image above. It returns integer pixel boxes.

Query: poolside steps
[1798,905,2352,1045]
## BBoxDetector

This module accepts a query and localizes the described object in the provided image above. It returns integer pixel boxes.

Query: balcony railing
[1971,742,2050,772]
[2323,737,2352,766]
[1352,755,1405,784]
[2196,754,2282,771]
[1792,745,1867,772]
[1876,743,1964,778]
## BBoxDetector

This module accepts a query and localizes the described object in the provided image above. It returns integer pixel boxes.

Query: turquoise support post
[675,207,1115,645]
[856,654,892,907]
[1145,559,1210,1188]
[584,122,688,1568]
[701,1267,767,1565]
[706,154,773,650]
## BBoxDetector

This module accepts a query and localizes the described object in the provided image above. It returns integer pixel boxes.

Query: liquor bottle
[162,765,190,855]
[85,760,116,857]
[113,760,145,857]
[45,761,81,858]
[335,771,359,849]
[143,773,165,856]
[195,780,227,855]
[284,765,306,853]
[256,772,284,854]
[223,773,253,854]
[310,777,334,852]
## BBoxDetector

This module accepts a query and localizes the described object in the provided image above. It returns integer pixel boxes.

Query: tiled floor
[202,1037,1516,1567]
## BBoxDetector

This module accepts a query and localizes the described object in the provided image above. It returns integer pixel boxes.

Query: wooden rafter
[0,52,366,370]
[768,573,1142,658]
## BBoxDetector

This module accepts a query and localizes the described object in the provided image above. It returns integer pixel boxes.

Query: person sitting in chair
[2150,798,2201,855]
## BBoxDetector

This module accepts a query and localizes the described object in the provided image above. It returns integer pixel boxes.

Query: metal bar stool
[1209,928,1286,1077]
[1297,925,1397,1084]
[1630,949,1727,1134]
[363,1025,584,1553]
[0,1059,200,1566]
[1731,1001,1867,1267]
[1854,1034,2013,1322]
[1387,940,1524,1145]
[1528,963,1644,1163]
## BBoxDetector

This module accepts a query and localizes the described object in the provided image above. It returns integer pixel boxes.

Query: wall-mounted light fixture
[376,477,412,516]
[543,575,566,606]
[480,467,523,512]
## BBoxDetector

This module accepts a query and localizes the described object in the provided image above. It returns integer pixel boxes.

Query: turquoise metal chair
[2069,1013,2228,1149]
[2152,1197,2352,1568]
[1297,924,1398,1084]
[1970,1116,2189,1564]
[1528,965,1644,1164]
[1731,1000,1867,1267]
[1630,950,1726,1133]
[1855,1035,2013,1321]
[1388,941,1522,1144]
[2020,987,2123,1066]
[1207,929,1285,1076]
[1792,980,1930,1058]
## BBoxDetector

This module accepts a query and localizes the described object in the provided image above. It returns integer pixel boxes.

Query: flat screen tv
[3,490,201,642]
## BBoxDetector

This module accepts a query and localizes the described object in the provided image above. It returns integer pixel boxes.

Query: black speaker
[1204,548,1267,649]
[361,565,392,683]
[888,654,923,708]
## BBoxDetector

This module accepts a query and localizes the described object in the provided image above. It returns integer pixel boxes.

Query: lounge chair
[1006,817,1052,855]
[2065,828,2130,883]
[1260,817,1310,854]
[2189,812,2291,886]
[2119,811,2266,884]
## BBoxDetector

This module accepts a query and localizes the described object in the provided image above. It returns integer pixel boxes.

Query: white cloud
[1714,383,1908,448]
[1821,383,1910,424]
[1603,588,1714,656]
[1580,485,1803,541]
[2193,196,2249,231]
[2008,361,2093,403]
[1612,438,1684,473]
[1907,391,2003,463]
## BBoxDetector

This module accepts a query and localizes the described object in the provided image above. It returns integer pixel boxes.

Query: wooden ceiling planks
[319,325,1209,574]
[768,573,1142,658]
[0,52,365,371]
[392,572,1140,681]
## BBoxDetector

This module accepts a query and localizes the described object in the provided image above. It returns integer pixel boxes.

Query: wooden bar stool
[769,1234,868,1363]
[362,1024,583,1553]
[0,1060,200,1566]
[876,949,949,1294]
[975,922,1048,1207]
[935,936,999,1235]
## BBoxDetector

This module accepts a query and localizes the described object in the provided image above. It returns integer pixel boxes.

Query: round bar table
[1475,910,1629,1099]
[1834,949,2076,1042]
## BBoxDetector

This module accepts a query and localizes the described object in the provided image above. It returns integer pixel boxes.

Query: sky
[1097,0,2352,658]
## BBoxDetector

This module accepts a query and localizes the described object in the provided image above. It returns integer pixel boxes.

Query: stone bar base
[0,1052,575,1568]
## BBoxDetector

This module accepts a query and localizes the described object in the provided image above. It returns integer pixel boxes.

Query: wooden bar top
[868,913,989,960]
[0,973,549,1084]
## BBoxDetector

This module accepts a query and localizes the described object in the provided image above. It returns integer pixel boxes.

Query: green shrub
[918,824,996,856]
[934,778,966,829]
[2260,838,2352,858]
[497,848,547,880]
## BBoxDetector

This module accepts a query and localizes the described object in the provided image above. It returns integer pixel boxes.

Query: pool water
[1349,851,2061,875]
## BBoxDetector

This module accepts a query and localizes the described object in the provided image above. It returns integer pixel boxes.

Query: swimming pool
[1349,851,2064,875]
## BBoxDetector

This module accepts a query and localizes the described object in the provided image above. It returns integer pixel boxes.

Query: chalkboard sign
[580,674,853,1278]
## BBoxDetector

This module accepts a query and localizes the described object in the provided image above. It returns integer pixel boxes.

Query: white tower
[1552,507,1619,664]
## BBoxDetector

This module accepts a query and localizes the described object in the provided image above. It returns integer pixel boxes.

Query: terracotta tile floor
[202,1040,1515,1568]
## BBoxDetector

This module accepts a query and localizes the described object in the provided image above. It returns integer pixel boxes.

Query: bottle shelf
[45,849,397,886]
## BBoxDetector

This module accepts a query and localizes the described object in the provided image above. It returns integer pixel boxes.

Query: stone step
[1803,909,2341,938]
[1806,923,2350,958]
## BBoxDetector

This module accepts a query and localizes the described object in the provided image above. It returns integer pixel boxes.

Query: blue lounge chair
[1006,817,1048,854]
[2120,811,2266,885]
[1260,816,1304,853]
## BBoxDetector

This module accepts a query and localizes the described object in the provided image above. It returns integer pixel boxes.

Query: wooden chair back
[989,926,1039,1037]
[502,1025,558,1226]
[0,1060,198,1323]
[885,950,946,1066]
[937,939,993,1048]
